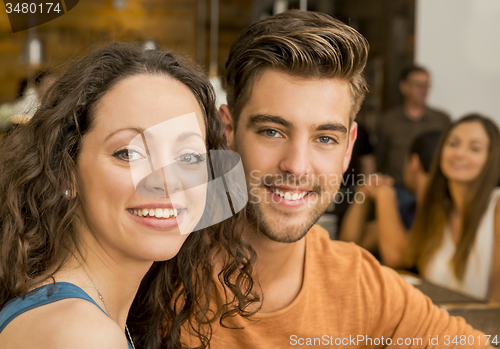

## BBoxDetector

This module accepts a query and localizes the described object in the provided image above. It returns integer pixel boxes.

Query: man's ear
[399,80,408,96]
[410,153,423,173]
[342,121,358,173]
[219,104,235,149]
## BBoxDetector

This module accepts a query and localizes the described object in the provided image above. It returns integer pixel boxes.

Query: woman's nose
[137,166,182,197]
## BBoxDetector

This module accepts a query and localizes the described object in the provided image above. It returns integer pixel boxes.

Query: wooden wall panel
[0,0,202,103]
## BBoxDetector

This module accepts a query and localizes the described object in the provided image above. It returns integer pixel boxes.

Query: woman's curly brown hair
[0,43,259,349]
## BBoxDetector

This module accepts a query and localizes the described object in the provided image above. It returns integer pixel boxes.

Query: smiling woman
[404,114,500,302]
[0,43,258,349]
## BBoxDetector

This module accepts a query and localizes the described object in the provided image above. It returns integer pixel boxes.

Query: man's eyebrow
[246,114,292,129]
[105,127,144,142]
[312,123,348,134]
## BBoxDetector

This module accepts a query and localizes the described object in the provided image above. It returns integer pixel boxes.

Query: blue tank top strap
[0,282,134,349]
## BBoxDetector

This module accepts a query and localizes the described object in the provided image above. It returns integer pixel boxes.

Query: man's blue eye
[265,129,279,137]
[318,136,332,144]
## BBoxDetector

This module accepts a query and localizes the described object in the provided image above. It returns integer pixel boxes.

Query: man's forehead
[408,71,430,81]
[240,69,352,129]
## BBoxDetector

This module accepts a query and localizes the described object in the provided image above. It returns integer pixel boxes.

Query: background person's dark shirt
[376,106,450,186]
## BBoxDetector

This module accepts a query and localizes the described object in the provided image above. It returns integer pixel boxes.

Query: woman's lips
[129,207,179,218]
[127,208,185,231]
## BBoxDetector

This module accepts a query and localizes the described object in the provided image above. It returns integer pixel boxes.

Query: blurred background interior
[1,0,500,338]
[0,0,499,234]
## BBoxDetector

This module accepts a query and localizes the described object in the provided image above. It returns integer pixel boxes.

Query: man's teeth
[132,208,178,218]
[271,188,308,201]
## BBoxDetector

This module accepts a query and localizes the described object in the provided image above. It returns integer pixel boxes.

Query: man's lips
[264,185,313,204]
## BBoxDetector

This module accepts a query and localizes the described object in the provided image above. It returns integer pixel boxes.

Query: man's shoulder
[426,106,451,122]
[381,105,405,121]
[306,224,382,276]
[306,224,360,256]
[305,225,415,307]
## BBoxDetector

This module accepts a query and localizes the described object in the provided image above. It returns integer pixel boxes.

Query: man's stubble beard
[245,196,326,243]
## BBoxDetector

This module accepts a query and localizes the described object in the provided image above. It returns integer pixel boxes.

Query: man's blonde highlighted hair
[225,10,369,126]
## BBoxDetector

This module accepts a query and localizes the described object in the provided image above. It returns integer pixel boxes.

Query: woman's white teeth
[132,208,178,218]
[272,188,308,201]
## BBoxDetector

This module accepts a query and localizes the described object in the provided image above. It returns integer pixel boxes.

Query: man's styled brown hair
[225,9,369,126]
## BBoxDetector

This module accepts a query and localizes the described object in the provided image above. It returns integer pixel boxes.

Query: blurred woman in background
[386,114,500,301]
[0,43,257,349]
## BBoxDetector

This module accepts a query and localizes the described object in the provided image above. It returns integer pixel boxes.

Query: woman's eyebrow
[469,138,487,144]
[104,127,144,142]
[175,131,204,142]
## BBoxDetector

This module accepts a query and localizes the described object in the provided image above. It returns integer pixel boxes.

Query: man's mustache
[258,174,323,194]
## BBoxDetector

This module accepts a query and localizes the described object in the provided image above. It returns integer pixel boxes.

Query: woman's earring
[64,189,73,199]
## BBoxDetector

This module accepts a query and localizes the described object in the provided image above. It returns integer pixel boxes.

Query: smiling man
[193,10,492,349]
[234,71,355,244]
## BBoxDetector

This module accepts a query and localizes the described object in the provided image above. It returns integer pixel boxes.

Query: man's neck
[404,101,426,121]
[243,224,307,313]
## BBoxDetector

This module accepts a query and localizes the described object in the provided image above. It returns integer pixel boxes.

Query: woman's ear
[219,104,234,149]
[64,172,78,200]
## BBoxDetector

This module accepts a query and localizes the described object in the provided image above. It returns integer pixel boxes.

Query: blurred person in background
[331,122,375,237]
[339,131,442,263]
[378,114,500,302]
[0,43,257,349]
[376,66,451,187]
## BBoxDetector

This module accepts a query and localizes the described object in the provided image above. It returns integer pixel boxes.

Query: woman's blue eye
[264,129,279,137]
[176,152,206,165]
[113,149,145,162]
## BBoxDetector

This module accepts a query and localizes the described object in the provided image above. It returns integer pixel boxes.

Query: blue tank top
[0,282,133,349]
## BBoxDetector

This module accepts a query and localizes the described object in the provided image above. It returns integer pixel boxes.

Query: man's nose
[277,138,312,177]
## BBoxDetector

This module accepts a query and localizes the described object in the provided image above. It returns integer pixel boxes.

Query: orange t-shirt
[186,225,491,348]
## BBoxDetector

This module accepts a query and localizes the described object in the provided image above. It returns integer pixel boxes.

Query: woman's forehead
[93,74,206,136]
[449,121,488,142]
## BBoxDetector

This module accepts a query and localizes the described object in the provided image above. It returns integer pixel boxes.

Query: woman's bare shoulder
[0,298,128,349]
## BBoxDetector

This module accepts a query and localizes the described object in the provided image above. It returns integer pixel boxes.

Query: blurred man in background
[376,66,450,187]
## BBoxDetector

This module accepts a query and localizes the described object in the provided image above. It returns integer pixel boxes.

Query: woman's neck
[448,180,470,215]
[54,240,152,331]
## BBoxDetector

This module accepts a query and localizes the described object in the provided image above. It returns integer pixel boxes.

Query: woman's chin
[141,234,190,262]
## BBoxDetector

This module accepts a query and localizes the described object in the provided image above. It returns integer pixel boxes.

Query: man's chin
[260,221,313,243]
[254,207,323,244]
